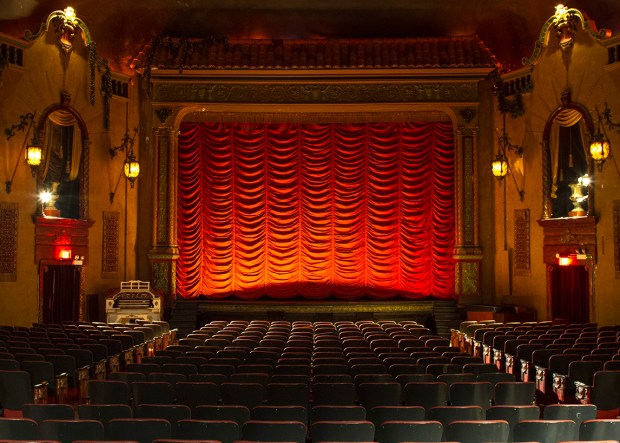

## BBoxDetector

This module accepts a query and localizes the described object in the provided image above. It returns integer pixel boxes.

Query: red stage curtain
[177,121,456,300]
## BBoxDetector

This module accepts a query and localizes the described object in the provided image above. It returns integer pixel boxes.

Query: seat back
[493,381,536,406]
[106,417,172,443]
[310,420,375,443]
[310,405,367,424]
[87,379,130,404]
[445,419,510,443]
[543,404,597,428]
[193,405,251,427]
[357,382,401,409]
[0,370,34,415]
[176,419,240,443]
[513,419,578,443]
[252,405,308,425]
[449,381,493,409]
[486,405,541,442]
[135,403,192,425]
[366,405,425,427]
[132,381,175,406]
[174,381,220,408]
[37,419,104,443]
[428,406,485,440]
[242,420,307,443]
[375,420,443,443]
[265,382,310,408]
[22,403,75,423]
[590,370,620,415]
[580,418,620,441]
[220,382,267,409]
[312,382,357,406]
[0,417,39,440]
[77,403,133,425]
[402,382,449,414]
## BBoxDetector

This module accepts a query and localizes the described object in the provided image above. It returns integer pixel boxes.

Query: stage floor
[170,297,462,338]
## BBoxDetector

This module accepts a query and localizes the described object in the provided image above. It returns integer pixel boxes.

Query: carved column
[453,125,483,302]
[147,108,179,320]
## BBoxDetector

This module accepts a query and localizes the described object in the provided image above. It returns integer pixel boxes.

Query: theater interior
[0,1,619,437]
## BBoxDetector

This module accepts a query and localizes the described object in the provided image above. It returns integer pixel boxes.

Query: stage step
[169,300,200,338]
[433,299,465,338]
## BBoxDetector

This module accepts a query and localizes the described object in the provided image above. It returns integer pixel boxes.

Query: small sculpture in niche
[553,4,577,50]
[568,174,590,217]
[55,7,78,52]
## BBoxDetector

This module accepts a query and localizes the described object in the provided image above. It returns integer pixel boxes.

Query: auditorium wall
[1,7,620,328]
[493,22,620,326]
[0,21,140,326]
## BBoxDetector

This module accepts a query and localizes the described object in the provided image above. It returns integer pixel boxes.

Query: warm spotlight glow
[556,253,578,266]
[58,248,73,260]
[123,157,140,188]
[590,134,610,171]
[40,190,53,205]
[26,145,42,166]
[64,6,76,21]
[579,174,591,187]
[555,4,568,19]
[491,154,508,179]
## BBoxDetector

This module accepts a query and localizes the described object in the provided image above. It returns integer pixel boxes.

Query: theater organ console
[105,280,161,324]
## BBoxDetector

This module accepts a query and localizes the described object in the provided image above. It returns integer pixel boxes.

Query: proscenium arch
[161,102,475,300]
[541,98,594,220]
[35,99,91,220]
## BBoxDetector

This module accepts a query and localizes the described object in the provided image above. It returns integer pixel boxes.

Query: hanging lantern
[123,155,140,188]
[491,153,508,179]
[25,144,42,177]
[589,133,610,171]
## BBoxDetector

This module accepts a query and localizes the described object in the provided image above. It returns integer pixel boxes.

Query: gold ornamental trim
[153,82,479,104]
[197,300,435,314]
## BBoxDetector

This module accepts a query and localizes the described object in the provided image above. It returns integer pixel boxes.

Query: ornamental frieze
[153,82,478,103]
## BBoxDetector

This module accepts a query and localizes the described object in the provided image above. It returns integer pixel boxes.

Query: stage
[169,298,463,338]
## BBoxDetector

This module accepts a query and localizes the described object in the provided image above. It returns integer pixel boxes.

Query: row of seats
[453,320,620,417]
[0,409,618,443]
[1,318,618,443]
[0,320,175,415]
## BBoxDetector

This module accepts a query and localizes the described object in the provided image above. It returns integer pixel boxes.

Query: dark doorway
[550,264,589,324]
[41,265,81,324]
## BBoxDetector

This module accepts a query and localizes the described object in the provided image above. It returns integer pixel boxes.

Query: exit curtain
[177,120,456,300]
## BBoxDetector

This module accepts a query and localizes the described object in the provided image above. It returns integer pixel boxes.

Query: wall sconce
[109,127,140,203]
[26,139,42,176]
[4,110,39,194]
[491,113,524,201]
[590,103,617,172]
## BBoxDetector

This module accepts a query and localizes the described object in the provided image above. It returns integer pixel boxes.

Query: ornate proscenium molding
[523,4,612,66]
[155,108,173,125]
[460,109,476,124]
[153,82,479,104]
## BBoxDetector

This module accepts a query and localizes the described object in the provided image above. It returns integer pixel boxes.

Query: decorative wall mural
[514,209,530,274]
[0,202,18,281]
[102,210,119,278]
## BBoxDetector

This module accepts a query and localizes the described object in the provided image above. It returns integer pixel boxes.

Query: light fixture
[590,103,617,172]
[4,111,38,194]
[491,153,508,179]
[26,141,42,175]
[491,113,524,201]
[556,253,578,267]
[109,127,140,202]
[123,154,140,188]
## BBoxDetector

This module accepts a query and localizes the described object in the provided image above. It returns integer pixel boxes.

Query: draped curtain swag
[176,120,456,300]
